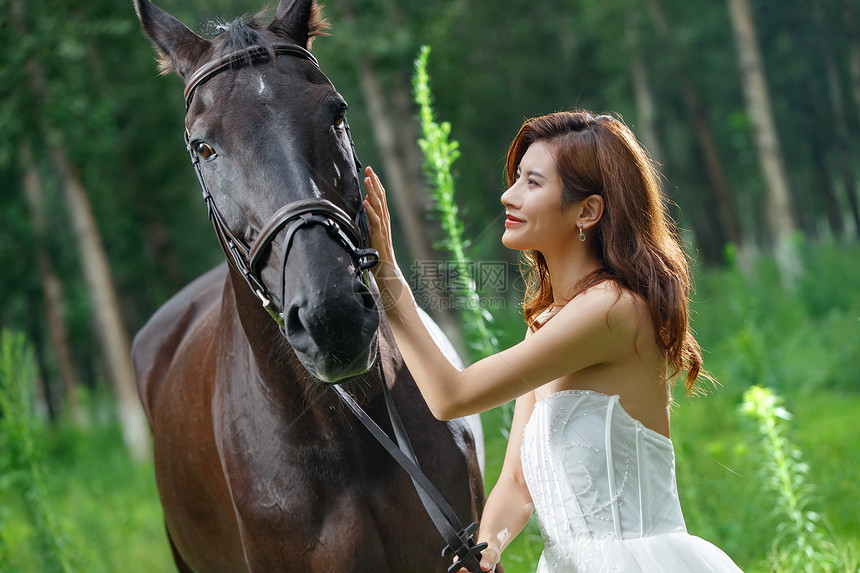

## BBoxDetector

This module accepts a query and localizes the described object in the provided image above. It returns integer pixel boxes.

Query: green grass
[4,388,857,573]
[2,243,859,572]
[1,415,173,573]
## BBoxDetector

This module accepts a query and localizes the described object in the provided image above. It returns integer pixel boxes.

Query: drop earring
[578,223,586,242]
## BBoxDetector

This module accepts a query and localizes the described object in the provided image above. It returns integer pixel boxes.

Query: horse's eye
[195,142,216,159]
[333,112,345,128]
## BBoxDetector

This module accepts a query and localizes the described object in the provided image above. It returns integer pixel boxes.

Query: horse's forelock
[161,3,329,77]
[206,3,329,52]
[206,11,271,52]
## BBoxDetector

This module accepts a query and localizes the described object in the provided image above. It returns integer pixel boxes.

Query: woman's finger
[375,172,390,219]
[366,167,388,216]
[479,546,500,572]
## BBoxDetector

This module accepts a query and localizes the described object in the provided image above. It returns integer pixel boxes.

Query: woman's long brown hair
[505,110,707,394]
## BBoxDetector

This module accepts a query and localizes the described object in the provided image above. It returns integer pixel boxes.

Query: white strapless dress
[520,390,743,572]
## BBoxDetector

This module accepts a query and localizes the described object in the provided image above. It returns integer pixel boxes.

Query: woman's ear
[578,195,604,230]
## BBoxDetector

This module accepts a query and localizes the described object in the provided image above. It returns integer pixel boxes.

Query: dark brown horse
[131,1,485,571]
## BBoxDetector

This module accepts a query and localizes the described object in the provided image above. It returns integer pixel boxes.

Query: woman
[363,110,742,572]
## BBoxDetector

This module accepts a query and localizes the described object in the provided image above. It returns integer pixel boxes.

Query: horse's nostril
[353,279,377,314]
[285,305,306,339]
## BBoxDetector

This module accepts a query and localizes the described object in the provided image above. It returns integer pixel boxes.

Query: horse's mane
[157,3,329,75]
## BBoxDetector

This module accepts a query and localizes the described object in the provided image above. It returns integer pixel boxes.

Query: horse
[130,1,486,571]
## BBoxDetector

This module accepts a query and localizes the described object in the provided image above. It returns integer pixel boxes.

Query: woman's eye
[195,142,216,159]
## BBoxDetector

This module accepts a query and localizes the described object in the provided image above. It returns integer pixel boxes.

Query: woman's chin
[501,231,524,251]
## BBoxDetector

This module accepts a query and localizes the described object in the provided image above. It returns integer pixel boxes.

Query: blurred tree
[645,0,740,262]
[327,0,467,353]
[817,0,860,238]
[9,0,150,460]
[810,2,860,238]
[846,0,860,127]
[627,5,664,165]
[19,142,86,427]
[727,0,800,286]
[1,0,859,442]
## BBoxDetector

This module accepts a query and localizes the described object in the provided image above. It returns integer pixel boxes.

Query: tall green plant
[412,47,544,569]
[740,385,842,572]
[412,45,498,359]
[0,330,85,573]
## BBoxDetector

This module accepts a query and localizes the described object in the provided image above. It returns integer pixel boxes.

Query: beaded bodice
[521,390,687,549]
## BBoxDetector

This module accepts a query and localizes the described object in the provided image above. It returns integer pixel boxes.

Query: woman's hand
[453,541,501,572]
[363,166,396,269]
[363,166,407,311]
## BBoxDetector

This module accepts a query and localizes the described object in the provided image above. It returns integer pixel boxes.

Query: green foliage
[1,0,859,571]
[671,241,860,571]
[0,345,171,572]
[740,385,841,572]
[693,242,860,394]
[0,330,87,573]
[412,45,499,360]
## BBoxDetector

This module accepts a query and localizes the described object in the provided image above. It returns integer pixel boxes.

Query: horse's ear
[268,0,329,48]
[133,0,210,79]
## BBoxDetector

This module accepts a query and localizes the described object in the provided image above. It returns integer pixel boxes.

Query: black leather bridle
[181,42,487,573]
[184,43,378,330]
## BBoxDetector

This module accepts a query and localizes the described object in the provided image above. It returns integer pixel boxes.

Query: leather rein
[182,43,486,573]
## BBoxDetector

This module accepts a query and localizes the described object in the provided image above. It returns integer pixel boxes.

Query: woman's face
[501,141,579,252]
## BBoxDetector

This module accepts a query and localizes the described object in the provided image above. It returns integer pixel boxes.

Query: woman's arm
[465,391,537,572]
[363,167,637,419]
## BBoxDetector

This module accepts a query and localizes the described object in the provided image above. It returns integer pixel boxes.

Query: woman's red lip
[505,215,525,227]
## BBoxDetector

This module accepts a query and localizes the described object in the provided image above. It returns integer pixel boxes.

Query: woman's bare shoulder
[576,280,646,322]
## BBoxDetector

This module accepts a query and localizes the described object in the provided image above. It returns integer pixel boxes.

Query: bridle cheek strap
[182,42,377,327]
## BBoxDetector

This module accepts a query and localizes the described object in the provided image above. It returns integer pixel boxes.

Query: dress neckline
[533,389,672,445]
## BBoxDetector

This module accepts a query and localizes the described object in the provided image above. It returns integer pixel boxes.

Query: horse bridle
[182,42,486,573]
[184,43,378,330]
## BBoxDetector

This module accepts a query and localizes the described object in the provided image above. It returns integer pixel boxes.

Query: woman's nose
[500,184,517,207]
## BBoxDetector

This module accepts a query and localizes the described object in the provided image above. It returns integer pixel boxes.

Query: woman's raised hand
[363,166,407,310]
[363,166,396,269]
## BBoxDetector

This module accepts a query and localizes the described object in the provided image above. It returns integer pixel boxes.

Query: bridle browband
[184,43,320,110]
[184,43,377,329]
[181,42,486,573]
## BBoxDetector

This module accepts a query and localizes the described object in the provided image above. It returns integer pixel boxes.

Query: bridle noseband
[183,43,378,329]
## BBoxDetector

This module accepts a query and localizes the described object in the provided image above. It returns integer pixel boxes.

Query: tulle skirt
[536,531,743,573]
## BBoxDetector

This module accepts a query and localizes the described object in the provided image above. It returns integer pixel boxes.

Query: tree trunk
[839,0,860,236]
[644,0,742,252]
[357,58,467,355]
[11,0,150,460]
[630,57,664,164]
[727,0,801,286]
[49,148,150,461]
[846,0,860,130]
[358,59,435,269]
[812,1,859,239]
[20,142,87,427]
[811,146,844,237]
[627,7,664,164]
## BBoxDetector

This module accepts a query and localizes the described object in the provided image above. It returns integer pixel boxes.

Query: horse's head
[134,0,380,382]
